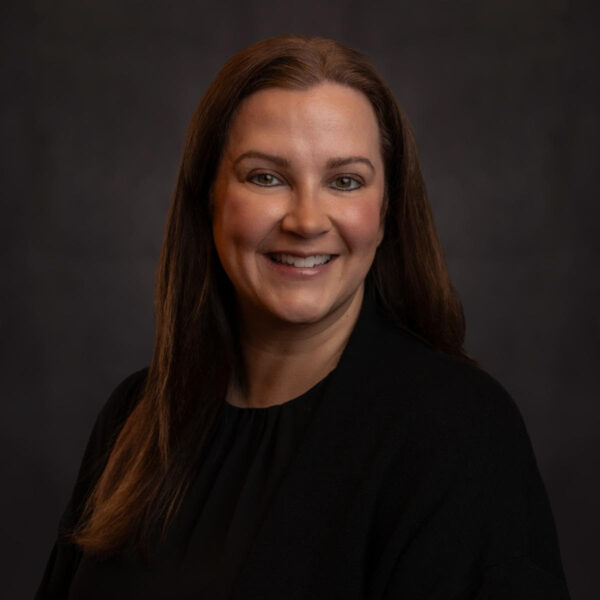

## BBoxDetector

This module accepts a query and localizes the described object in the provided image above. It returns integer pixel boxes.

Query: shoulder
[354,304,531,470]
[87,366,149,456]
[359,299,518,416]
[407,344,534,481]
[391,325,525,437]
[58,368,149,531]
[83,370,148,474]
[94,367,149,440]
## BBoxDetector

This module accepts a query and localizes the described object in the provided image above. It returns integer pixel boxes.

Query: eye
[248,172,283,187]
[330,176,362,191]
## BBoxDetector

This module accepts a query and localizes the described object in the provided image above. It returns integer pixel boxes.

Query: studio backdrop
[1,1,598,599]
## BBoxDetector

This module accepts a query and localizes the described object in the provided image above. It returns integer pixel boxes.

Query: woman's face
[212,81,385,328]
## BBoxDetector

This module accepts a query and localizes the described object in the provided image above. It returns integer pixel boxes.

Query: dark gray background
[2,1,598,598]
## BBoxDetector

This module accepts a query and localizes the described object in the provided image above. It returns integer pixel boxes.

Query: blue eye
[331,176,362,191]
[249,173,282,186]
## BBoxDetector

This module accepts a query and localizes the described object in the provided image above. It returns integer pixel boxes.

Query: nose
[280,184,331,238]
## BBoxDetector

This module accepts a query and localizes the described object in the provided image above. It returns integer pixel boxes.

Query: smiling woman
[36,35,571,599]
[212,83,385,407]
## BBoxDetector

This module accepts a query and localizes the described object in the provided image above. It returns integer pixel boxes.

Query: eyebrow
[232,150,376,174]
[233,151,289,168]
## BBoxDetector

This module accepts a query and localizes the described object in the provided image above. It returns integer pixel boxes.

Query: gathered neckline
[223,370,334,412]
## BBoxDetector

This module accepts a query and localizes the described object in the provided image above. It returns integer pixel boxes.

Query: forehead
[224,82,382,162]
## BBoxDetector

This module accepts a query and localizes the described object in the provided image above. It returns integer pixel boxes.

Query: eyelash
[248,172,363,191]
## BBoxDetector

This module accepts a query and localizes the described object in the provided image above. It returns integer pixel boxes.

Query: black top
[36,295,571,599]
[36,373,331,600]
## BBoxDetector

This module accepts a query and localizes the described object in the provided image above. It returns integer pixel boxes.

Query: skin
[212,82,385,408]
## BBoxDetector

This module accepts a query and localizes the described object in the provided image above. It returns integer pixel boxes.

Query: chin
[269,303,331,325]
[265,290,359,326]
[255,291,338,324]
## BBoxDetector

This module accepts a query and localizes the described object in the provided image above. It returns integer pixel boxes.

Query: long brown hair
[72,34,471,554]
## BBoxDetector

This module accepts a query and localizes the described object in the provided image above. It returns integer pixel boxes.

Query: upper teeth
[272,253,332,268]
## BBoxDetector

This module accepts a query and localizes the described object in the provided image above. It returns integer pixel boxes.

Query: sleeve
[34,369,148,600]
[467,390,571,599]
[378,371,571,600]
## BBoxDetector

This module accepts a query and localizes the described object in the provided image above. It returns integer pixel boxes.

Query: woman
[36,35,570,599]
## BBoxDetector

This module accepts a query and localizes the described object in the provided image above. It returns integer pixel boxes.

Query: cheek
[337,199,384,252]
[213,191,280,257]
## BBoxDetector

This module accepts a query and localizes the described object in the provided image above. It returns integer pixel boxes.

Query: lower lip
[264,255,337,278]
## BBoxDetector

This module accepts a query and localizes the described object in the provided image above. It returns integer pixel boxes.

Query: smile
[269,253,333,268]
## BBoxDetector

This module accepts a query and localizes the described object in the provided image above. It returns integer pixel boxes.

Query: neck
[228,287,364,408]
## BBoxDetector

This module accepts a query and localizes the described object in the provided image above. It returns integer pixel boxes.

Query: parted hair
[72,34,471,554]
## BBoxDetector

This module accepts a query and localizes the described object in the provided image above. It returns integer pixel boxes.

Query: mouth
[268,253,335,268]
